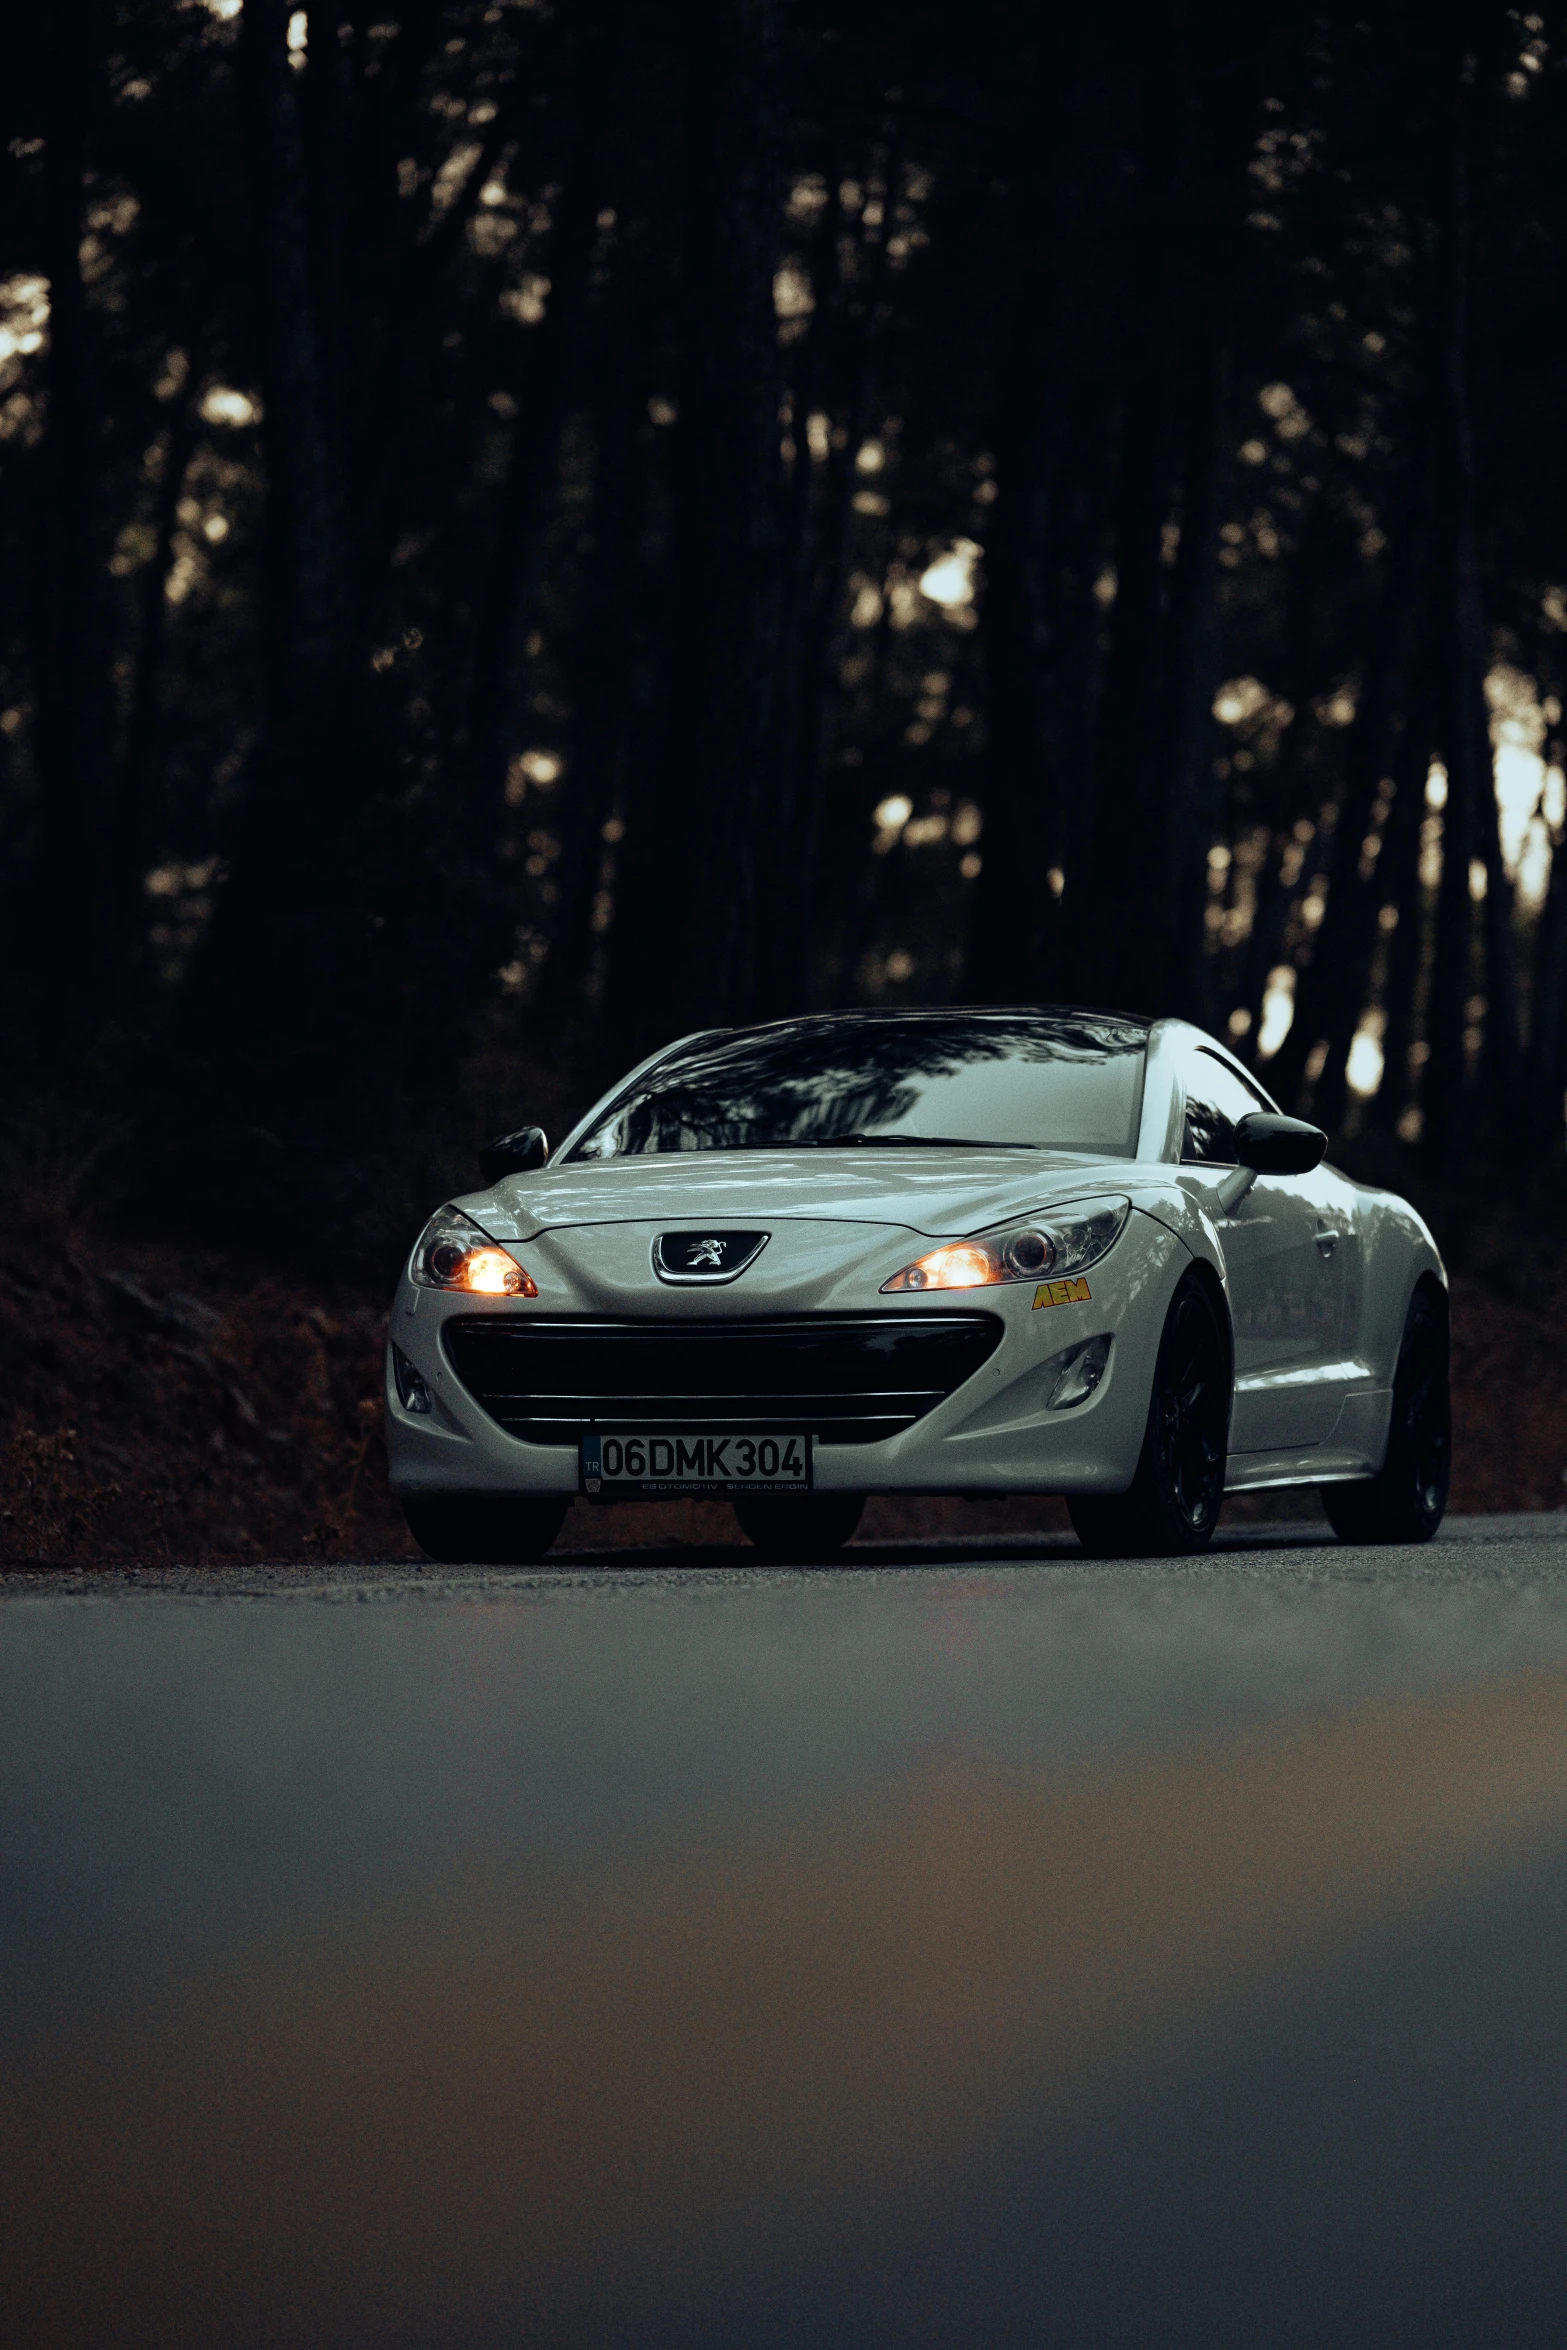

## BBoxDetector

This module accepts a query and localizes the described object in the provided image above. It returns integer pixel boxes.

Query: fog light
[392,1345,433,1414]
[1047,1333,1111,1410]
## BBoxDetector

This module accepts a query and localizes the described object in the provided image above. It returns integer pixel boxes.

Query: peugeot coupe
[386,1009,1450,1562]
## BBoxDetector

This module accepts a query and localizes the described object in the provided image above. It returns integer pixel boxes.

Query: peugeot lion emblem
[653,1229,770,1284]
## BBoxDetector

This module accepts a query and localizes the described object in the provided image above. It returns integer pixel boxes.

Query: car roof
[693,1004,1156,1039]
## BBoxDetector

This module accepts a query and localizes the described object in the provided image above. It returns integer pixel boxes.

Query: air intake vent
[442,1313,1002,1447]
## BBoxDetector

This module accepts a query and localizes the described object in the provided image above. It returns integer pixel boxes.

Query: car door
[1176,1048,1347,1450]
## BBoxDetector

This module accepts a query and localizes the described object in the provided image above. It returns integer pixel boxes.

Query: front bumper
[384,1207,1186,1499]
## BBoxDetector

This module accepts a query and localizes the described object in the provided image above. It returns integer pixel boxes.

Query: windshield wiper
[811,1132,1037,1149]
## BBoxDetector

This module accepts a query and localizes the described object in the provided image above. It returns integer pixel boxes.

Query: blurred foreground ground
[6,1517,1567,2349]
[2,1186,1562,1563]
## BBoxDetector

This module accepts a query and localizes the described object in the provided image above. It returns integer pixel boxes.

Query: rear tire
[1323,1284,1449,1545]
[402,1495,570,1565]
[1068,1274,1229,1558]
[733,1493,865,1562]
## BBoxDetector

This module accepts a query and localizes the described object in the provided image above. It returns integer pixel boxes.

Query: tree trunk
[767,135,909,1016]
[357,3,542,593]
[462,3,623,824]
[32,0,110,1010]
[1223,494,1347,1072]
[1523,798,1567,1153]
[1077,379,1169,1011]
[536,368,647,1022]
[966,312,1057,1001]
[965,37,1083,1005]
[1267,473,1431,1121]
[1367,720,1433,1136]
[1423,43,1507,1170]
[1149,11,1260,1024]
[243,0,352,740]
[1157,328,1229,1024]
[180,0,363,1185]
[1033,389,1117,981]
[113,390,198,952]
[609,0,785,1044]
[1422,753,1478,1168]
[1075,12,1183,1012]
[757,151,867,1016]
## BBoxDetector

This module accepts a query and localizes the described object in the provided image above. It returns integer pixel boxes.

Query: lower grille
[442,1313,1002,1446]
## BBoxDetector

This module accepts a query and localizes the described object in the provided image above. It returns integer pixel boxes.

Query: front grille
[442,1313,1002,1446]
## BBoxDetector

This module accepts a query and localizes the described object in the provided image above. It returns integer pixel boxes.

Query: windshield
[568,1012,1149,1160]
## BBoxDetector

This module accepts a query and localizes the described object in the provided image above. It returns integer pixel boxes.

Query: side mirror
[478,1125,549,1184]
[1235,1111,1327,1176]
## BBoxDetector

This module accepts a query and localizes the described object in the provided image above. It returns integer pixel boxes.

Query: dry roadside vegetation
[1,1148,1561,1565]
[0,1223,407,1567]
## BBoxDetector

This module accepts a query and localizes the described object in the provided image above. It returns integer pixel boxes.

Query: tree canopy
[2,0,1563,1240]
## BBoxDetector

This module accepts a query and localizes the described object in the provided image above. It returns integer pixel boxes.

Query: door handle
[1315,1227,1340,1257]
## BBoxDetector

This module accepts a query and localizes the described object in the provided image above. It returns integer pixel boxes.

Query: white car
[386,1009,1450,1563]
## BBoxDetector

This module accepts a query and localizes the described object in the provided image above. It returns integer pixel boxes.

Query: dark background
[1,1,1563,1556]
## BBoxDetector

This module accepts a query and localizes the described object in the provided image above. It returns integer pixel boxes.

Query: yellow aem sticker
[1033,1276,1091,1310]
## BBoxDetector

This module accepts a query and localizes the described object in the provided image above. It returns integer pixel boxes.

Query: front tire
[1323,1284,1449,1545]
[1068,1274,1229,1558]
[733,1494,865,1562]
[402,1495,570,1565]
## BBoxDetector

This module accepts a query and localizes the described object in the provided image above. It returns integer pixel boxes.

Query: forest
[2,2,1565,1553]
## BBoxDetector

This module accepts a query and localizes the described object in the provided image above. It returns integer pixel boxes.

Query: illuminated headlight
[409,1206,538,1297]
[880,1199,1130,1293]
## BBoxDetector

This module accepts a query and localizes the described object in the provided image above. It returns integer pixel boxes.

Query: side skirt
[1224,1387,1393,1492]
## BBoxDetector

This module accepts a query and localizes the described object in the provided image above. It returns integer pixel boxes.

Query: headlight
[880,1198,1130,1293]
[409,1206,538,1297]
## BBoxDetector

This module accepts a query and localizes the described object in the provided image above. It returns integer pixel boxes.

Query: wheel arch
[1366,1271,1450,1482]
[1352,1190,1446,1376]
[1178,1251,1236,1417]
[1408,1267,1450,1357]
[1128,1189,1235,1386]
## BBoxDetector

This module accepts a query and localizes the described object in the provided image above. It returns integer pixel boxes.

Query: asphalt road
[7,1515,1567,2347]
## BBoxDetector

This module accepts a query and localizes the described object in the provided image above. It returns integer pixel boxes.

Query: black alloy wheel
[733,1493,865,1562]
[1068,1274,1230,1558]
[1323,1283,1450,1545]
[402,1495,570,1565]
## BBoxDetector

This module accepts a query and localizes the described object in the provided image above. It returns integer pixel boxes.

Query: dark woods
[2,0,1564,1243]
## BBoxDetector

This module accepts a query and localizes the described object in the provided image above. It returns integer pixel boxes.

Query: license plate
[580,1431,812,1496]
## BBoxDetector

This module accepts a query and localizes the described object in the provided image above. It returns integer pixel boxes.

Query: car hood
[458,1147,1146,1243]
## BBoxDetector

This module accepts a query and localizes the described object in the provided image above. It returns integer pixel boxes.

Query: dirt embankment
[0,1210,1561,1565]
[1447,1245,1567,1515]
[0,1225,407,1566]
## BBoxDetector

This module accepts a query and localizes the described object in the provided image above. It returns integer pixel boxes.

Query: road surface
[6,1515,1567,2346]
